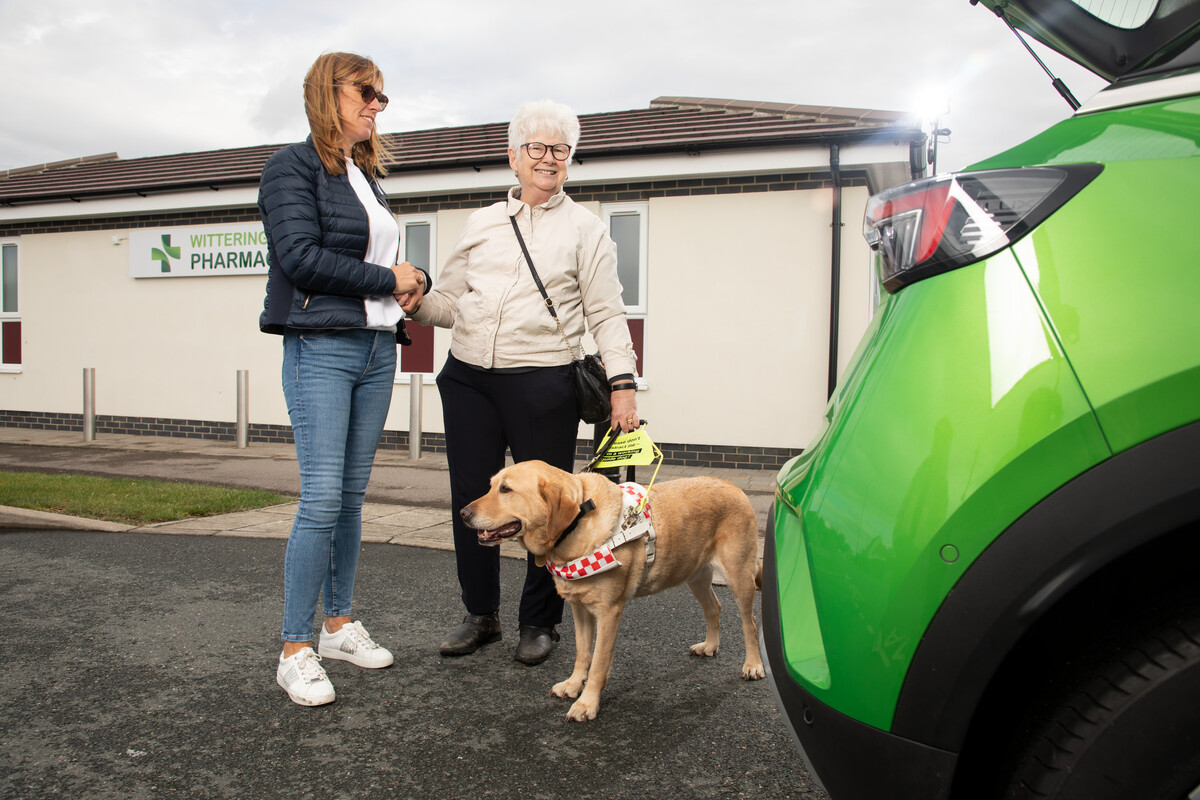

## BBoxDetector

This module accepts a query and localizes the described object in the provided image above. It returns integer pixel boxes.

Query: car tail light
[863,164,1103,292]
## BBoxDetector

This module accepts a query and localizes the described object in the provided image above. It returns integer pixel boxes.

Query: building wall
[384,185,877,453]
[0,178,881,463]
[4,228,282,423]
[836,186,879,378]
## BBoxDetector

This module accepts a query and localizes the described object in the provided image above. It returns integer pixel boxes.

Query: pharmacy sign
[130,223,269,278]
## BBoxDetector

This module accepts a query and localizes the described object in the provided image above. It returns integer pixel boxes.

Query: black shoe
[439,613,502,656]
[514,625,560,666]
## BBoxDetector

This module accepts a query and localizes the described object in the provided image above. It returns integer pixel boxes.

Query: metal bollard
[409,373,422,460]
[236,370,249,448]
[82,368,95,441]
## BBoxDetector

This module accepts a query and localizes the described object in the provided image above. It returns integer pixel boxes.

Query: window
[1,240,19,371]
[1072,0,1155,28]
[396,215,437,377]
[603,203,648,314]
[602,203,648,380]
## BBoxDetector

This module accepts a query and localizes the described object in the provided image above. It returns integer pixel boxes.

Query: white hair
[507,100,580,154]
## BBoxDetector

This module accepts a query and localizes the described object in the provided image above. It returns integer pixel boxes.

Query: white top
[345,159,404,330]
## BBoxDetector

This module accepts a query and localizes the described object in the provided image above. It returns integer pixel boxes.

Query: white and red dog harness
[547,483,656,580]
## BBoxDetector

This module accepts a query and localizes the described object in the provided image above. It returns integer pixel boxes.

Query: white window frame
[397,213,438,281]
[0,238,20,374]
[601,202,649,389]
[394,213,438,384]
[601,202,648,316]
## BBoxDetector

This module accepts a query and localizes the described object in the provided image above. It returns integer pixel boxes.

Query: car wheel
[1000,596,1200,800]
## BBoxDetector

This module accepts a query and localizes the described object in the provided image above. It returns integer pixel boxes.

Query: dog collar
[547,484,655,581]
[551,499,595,549]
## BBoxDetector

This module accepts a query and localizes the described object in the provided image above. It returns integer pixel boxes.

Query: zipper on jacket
[303,293,312,309]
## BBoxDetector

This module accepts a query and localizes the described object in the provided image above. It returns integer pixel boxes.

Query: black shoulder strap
[510,214,558,320]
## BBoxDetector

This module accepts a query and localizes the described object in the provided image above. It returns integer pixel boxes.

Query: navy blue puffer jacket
[258,137,421,338]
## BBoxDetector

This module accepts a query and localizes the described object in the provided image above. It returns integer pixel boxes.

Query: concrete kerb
[0,504,133,532]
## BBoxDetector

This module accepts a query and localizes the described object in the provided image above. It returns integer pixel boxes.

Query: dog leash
[584,423,662,514]
[553,422,639,551]
[579,423,630,474]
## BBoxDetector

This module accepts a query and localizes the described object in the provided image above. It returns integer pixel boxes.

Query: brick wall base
[0,410,800,471]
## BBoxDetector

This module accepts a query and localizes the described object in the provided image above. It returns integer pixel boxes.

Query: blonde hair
[507,100,580,155]
[302,52,390,177]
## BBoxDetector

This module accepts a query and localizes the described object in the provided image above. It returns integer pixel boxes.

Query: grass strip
[0,471,293,525]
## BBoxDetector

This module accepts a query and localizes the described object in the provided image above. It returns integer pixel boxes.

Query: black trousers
[436,353,578,627]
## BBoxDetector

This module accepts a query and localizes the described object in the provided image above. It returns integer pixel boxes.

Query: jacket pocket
[288,291,366,328]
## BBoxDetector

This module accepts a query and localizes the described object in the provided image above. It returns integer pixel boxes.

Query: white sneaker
[317,620,394,669]
[276,648,336,706]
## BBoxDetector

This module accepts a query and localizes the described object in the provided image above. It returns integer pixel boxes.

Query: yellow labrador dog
[461,460,765,722]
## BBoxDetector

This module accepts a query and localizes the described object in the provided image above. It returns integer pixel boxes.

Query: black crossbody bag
[509,214,612,424]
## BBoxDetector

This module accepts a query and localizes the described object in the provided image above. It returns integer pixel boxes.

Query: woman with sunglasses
[258,51,429,706]
[409,100,639,667]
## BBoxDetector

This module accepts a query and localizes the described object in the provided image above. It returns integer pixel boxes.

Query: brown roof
[0,97,918,207]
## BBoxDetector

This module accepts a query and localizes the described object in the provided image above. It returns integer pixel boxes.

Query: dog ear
[534,555,546,568]
[539,473,582,546]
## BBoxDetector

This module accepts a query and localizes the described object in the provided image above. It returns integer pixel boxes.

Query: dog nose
[460,507,473,523]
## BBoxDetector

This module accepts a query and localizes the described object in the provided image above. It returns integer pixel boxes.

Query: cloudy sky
[1,0,1108,175]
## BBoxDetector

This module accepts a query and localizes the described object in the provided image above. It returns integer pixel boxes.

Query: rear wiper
[974,0,1081,110]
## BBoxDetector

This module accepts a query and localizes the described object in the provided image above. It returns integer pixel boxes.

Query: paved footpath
[0,428,779,571]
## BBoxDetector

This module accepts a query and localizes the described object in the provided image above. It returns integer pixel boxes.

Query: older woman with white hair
[410,100,639,666]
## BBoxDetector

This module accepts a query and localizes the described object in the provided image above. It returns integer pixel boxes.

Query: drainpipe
[827,144,843,399]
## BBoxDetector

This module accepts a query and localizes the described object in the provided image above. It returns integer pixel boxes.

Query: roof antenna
[986,1,1081,110]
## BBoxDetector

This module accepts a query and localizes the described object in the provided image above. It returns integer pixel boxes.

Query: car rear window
[1072,0,1156,29]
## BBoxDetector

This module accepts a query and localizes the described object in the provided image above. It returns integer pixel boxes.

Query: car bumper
[761,515,959,800]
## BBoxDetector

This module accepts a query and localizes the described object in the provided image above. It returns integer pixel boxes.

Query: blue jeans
[280,329,396,642]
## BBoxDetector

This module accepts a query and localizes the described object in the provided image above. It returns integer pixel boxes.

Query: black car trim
[761,516,959,800]
[979,0,1200,81]
[892,420,1200,751]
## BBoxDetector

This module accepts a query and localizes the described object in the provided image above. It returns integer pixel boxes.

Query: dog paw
[742,662,766,680]
[551,680,582,699]
[689,642,719,658]
[565,699,599,722]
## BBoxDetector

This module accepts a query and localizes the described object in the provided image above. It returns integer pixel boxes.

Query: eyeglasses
[522,142,572,161]
[340,82,389,111]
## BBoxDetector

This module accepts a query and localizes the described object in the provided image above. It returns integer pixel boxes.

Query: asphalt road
[1,531,828,800]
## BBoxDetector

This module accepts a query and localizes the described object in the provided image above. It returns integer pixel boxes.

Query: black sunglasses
[340,82,389,111]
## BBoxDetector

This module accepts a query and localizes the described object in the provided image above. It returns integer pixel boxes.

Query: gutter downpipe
[827,143,842,399]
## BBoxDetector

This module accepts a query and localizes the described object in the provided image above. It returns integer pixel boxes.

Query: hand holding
[399,292,422,314]
[390,262,424,296]
[610,388,639,433]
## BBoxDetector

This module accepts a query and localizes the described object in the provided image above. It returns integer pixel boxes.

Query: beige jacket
[412,188,638,379]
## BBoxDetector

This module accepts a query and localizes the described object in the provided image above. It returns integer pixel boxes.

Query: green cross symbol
[151,234,181,273]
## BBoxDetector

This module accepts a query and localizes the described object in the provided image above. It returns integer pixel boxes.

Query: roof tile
[0,98,918,206]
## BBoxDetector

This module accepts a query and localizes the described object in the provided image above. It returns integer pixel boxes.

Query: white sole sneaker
[318,621,394,669]
[276,674,335,706]
[276,650,336,706]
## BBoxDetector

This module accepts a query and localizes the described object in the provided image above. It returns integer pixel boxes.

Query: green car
[761,2,1200,799]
